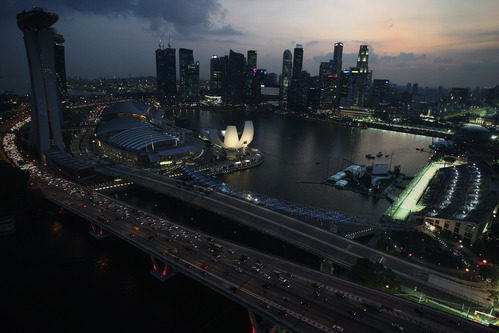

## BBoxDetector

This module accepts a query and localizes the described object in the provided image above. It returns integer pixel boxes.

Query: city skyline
[1,0,498,93]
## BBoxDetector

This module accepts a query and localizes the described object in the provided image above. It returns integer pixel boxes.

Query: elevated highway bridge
[98,164,494,307]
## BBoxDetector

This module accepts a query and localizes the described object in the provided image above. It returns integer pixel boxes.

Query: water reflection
[96,256,111,272]
[51,220,63,235]
[182,110,432,222]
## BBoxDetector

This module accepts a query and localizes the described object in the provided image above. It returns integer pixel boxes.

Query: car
[129,233,135,238]
[251,266,260,272]
[234,267,243,273]
[299,300,311,308]
[261,302,270,310]
[356,304,367,312]
[282,296,290,302]
[278,310,289,317]
[233,259,241,265]
[227,249,235,255]
[313,290,320,297]
[348,309,358,316]
[263,283,272,289]
[313,282,322,289]
[335,291,345,298]
[391,323,404,331]
[282,281,291,288]
[201,270,208,275]
[201,264,209,270]
[332,325,344,332]
[263,273,271,279]
[186,264,192,269]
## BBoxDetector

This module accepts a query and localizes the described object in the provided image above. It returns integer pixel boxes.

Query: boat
[376,152,383,158]
[365,154,374,159]
[385,154,390,158]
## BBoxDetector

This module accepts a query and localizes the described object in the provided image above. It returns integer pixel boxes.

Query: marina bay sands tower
[17,8,65,154]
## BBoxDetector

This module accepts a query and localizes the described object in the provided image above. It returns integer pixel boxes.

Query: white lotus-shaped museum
[204,120,254,149]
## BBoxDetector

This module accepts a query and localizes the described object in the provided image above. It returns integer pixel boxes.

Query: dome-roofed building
[455,125,491,145]
[95,102,204,167]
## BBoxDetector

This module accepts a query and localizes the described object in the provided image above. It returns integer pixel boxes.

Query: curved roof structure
[108,126,176,151]
[97,115,177,152]
[205,120,254,149]
[101,101,151,120]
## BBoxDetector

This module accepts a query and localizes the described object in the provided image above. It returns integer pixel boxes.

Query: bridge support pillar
[320,259,334,275]
[247,310,286,333]
[150,256,177,282]
[89,224,108,239]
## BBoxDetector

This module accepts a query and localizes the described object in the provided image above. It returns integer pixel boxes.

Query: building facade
[179,48,194,100]
[247,50,257,70]
[228,49,246,105]
[184,61,200,102]
[292,44,303,78]
[17,8,65,154]
[156,42,176,102]
[280,50,292,104]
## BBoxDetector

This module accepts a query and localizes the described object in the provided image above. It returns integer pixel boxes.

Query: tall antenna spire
[158,39,164,50]
[168,34,172,48]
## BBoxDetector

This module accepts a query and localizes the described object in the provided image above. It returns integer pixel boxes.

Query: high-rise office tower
[292,44,303,78]
[184,61,200,102]
[356,45,371,106]
[210,55,223,95]
[247,50,257,70]
[156,40,176,102]
[357,45,369,73]
[179,48,194,99]
[280,49,292,104]
[54,33,67,97]
[17,8,65,154]
[371,79,390,107]
[332,42,343,76]
[228,49,246,104]
[340,67,362,106]
[319,61,334,83]
[319,61,335,109]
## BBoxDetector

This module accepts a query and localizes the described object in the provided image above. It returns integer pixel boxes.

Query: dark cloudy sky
[1,0,498,93]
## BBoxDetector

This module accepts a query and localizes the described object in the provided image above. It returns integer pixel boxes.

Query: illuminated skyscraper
[17,8,65,154]
[280,49,292,104]
[357,45,369,73]
[247,50,257,70]
[356,45,371,106]
[156,40,176,102]
[179,48,194,100]
[332,42,343,76]
[292,44,303,78]
[210,55,223,95]
[184,61,200,102]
